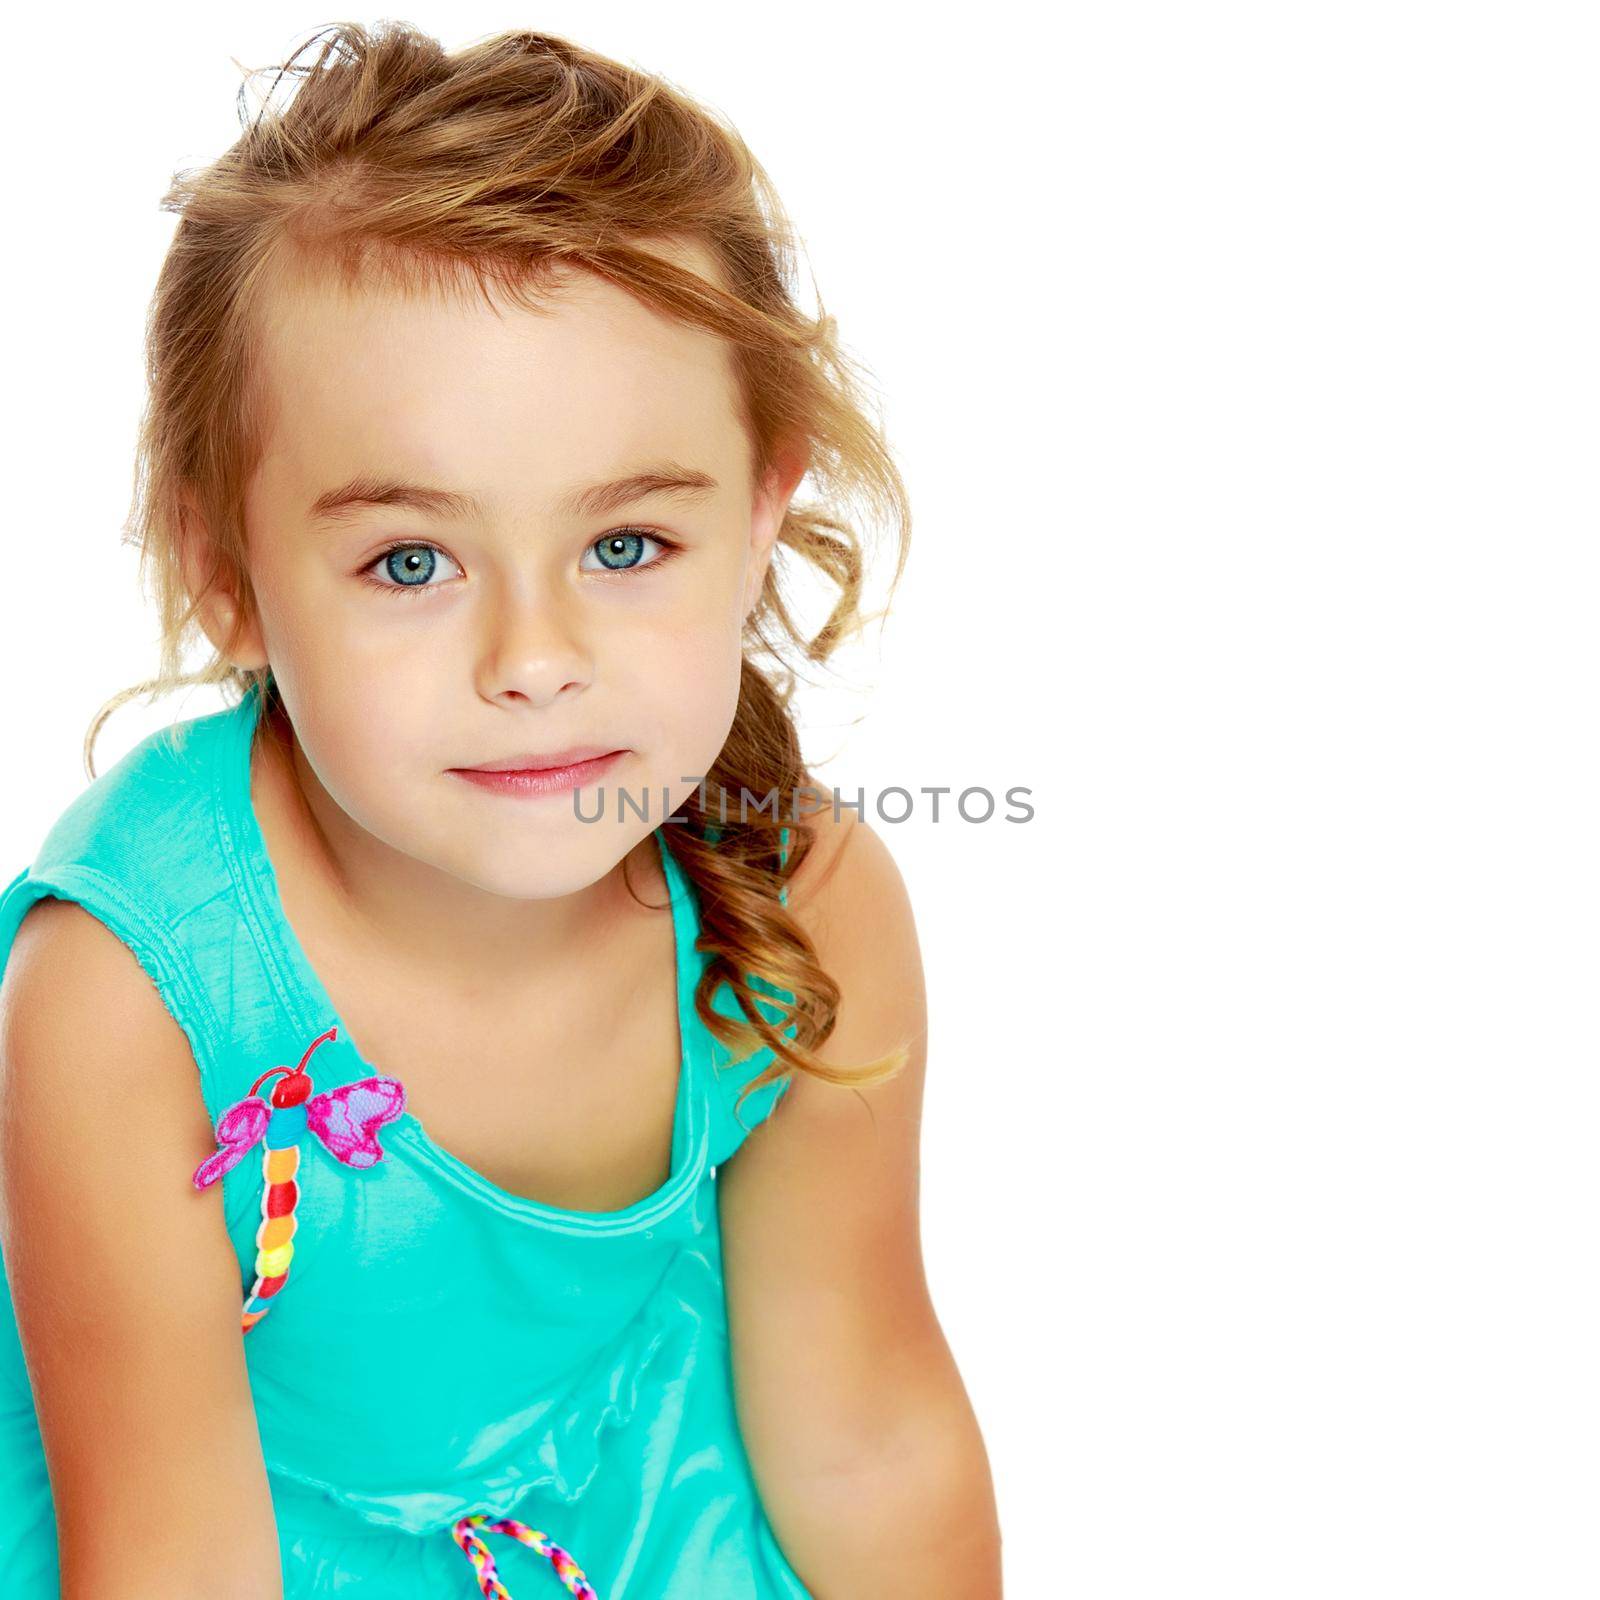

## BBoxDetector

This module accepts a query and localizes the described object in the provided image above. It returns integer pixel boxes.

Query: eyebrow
[307,462,721,525]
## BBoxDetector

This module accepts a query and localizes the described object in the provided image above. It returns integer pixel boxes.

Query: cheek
[277,655,458,833]
[625,606,745,771]
[290,697,498,888]
[262,562,468,730]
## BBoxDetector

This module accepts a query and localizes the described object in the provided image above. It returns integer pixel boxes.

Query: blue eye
[580,529,676,574]
[358,529,680,598]
[360,543,463,596]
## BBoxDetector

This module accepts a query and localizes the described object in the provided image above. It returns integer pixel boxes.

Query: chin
[445,829,643,901]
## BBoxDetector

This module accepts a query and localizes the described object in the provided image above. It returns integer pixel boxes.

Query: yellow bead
[257,1242,294,1276]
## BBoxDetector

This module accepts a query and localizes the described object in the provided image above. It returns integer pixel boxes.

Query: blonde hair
[90,22,913,1110]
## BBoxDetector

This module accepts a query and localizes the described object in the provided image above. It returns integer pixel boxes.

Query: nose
[475,580,594,708]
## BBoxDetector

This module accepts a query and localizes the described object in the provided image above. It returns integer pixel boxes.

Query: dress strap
[691,820,801,1168]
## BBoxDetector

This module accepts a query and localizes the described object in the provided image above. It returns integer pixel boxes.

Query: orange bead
[264,1146,300,1183]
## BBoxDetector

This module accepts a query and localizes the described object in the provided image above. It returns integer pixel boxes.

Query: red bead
[256,1273,289,1298]
[265,1181,299,1217]
[272,1071,313,1108]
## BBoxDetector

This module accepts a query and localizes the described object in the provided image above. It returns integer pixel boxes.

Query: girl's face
[228,240,799,900]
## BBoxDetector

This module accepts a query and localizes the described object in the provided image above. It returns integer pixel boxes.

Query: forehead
[248,241,748,506]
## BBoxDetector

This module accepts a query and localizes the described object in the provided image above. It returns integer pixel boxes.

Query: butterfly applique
[192,1024,405,1332]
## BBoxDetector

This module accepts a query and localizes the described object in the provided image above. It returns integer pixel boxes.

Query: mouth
[447,749,627,797]
[457,744,625,773]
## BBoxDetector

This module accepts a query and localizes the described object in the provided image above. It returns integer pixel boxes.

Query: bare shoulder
[724,797,930,1204]
[6,896,209,1080]
[783,804,928,1119]
[0,898,283,1592]
[2,898,231,1149]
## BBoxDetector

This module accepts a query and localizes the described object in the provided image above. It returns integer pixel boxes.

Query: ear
[743,443,809,619]
[176,490,270,673]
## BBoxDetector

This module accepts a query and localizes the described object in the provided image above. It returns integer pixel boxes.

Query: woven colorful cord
[450,1514,599,1598]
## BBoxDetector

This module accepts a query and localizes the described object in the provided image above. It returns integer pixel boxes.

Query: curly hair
[87,21,914,1115]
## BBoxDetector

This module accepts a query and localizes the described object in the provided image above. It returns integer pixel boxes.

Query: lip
[448,749,626,798]
[459,745,623,772]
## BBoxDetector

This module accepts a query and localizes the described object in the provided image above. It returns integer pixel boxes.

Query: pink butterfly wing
[304,1075,407,1169]
[192,1095,271,1190]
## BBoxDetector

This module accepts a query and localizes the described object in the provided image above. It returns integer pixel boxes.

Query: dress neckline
[211,678,711,1236]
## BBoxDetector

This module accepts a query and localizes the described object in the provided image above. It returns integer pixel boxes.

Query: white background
[2,5,1596,1595]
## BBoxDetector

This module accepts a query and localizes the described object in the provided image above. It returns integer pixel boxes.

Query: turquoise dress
[0,682,808,1598]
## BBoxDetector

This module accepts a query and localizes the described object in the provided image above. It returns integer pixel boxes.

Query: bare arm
[0,898,284,1599]
[719,816,1003,1596]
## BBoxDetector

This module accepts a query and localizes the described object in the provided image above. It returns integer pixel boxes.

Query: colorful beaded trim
[191,1025,406,1331]
[451,1514,599,1597]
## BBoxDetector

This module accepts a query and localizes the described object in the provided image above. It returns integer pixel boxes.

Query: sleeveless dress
[0,681,809,1598]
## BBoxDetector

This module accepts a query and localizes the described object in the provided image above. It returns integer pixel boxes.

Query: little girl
[0,22,999,1600]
